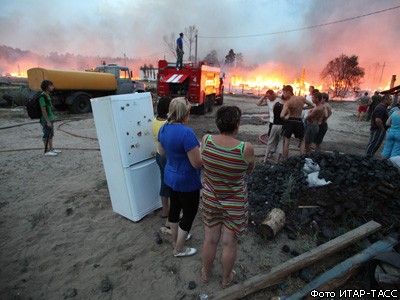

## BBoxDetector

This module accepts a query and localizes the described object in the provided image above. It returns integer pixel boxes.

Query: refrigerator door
[124,158,161,221]
[110,93,157,167]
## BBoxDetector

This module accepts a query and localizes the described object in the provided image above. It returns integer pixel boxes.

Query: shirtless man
[280,85,314,159]
[315,92,332,150]
[305,91,325,152]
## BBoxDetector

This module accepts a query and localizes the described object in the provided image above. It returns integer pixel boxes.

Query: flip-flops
[173,247,197,257]
[186,232,192,241]
[221,270,236,289]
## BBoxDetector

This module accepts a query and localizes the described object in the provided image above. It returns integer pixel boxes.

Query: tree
[203,50,219,66]
[163,33,177,58]
[321,54,365,98]
[184,25,198,62]
[236,52,244,67]
[225,49,236,66]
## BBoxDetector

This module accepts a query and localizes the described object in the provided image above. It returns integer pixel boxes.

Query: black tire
[198,104,207,115]
[70,94,91,114]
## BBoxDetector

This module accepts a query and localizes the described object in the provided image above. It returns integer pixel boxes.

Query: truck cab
[95,64,135,94]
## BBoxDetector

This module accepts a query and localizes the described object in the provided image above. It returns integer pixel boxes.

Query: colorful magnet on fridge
[143,130,149,135]
[137,131,142,137]
[135,143,140,148]
[137,121,141,126]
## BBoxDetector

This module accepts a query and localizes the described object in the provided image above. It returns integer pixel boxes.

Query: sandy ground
[0,96,374,299]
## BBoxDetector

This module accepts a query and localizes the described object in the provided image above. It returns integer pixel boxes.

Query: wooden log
[287,236,398,300]
[260,208,286,239]
[210,220,382,300]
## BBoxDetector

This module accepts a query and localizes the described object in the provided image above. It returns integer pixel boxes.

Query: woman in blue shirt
[158,97,202,257]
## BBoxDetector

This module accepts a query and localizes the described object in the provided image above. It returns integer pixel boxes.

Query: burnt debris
[248,151,400,242]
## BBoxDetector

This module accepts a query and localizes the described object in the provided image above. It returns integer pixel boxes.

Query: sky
[1,0,400,88]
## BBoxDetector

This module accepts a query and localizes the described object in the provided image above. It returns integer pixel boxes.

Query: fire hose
[0,117,100,153]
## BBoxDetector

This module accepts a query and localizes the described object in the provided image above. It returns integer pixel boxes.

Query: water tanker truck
[27,64,144,114]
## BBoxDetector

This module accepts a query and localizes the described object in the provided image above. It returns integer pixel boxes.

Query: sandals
[221,270,236,289]
[173,247,197,257]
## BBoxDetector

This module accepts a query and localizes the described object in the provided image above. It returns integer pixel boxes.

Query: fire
[8,71,28,78]
[226,70,322,96]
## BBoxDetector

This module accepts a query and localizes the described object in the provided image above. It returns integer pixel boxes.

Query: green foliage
[281,174,295,206]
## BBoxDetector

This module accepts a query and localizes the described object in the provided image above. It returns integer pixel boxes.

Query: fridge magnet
[137,131,142,137]
[148,118,152,122]
[137,121,141,126]
[126,103,130,107]
[143,130,150,136]
[135,143,140,148]
[120,106,125,111]
[130,144,135,148]
[126,132,129,135]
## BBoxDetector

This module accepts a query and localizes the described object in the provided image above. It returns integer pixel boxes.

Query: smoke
[0,0,399,88]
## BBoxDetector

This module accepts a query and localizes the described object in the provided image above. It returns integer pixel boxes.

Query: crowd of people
[257,85,332,162]
[38,71,398,289]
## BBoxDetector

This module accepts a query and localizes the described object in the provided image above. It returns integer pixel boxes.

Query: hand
[46,121,52,128]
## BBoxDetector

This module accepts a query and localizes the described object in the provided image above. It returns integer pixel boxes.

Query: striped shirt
[200,135,250,235]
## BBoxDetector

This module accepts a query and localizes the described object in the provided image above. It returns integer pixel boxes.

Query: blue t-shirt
[158,123,201,192]
[176,37,183,50]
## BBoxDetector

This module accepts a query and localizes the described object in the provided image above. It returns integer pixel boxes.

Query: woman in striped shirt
[200,106,255,288]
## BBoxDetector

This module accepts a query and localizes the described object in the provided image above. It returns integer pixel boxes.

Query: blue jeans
[40,119,54,142]
[156,152,170,197]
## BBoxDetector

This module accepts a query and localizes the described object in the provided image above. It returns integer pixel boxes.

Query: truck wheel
[71,94,91,114]
[199,104,207,115]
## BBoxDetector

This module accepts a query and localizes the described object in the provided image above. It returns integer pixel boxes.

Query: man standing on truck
[176,32,184,70]
[39,80,61,156]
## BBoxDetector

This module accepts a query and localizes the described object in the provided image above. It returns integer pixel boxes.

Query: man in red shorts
[357,92,370,121]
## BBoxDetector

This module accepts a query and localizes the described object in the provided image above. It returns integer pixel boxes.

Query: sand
[0,96,372,299]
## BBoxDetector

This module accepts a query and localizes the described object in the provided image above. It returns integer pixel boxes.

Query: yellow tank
[27,68,117,91]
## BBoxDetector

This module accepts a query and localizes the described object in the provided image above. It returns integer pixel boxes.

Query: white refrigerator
[91,92,161,222]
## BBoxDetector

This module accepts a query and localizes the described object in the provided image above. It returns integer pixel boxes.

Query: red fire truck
[157,60,224,114]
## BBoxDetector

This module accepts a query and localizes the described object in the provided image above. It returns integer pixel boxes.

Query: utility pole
[378,62,386,89]
[194,34,198,65]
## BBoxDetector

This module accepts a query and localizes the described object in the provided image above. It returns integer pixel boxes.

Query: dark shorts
[40,119,54,141]
[305,123,319,144]
[156,152,170,197]
[283,118,304,139]
[315,122,328,145]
